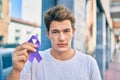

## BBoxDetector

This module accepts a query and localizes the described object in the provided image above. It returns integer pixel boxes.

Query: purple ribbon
[28,35,42,63]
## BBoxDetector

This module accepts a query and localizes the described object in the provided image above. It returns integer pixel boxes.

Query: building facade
[8,18,41,44]
[0,0,41,45]
[0,0,10,44]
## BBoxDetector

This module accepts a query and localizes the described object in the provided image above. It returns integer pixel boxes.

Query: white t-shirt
[20,48,101,80]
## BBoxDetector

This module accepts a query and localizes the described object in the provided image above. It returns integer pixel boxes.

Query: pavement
[105,50,120,80]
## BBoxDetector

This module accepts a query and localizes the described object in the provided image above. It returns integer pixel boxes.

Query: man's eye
[64,30,70,33]
[52,31,58,33]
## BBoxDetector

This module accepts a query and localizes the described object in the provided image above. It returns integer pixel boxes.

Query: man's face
[46,20,75,53]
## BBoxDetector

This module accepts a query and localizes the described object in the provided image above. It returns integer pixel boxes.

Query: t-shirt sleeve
[89,56,102,80]
[20,60,32,80]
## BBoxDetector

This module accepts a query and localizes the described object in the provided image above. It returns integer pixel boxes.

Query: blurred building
[0,0,41,79]
[111,0,120,50]
[0,0,10,44]
[8,17,40,44]
[0,0,41,45]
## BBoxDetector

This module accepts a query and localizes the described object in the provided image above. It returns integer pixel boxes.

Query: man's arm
[8,42,37,80]
[8,69,21,80]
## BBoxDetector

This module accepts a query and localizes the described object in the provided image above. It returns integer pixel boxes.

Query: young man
[8,5,101,80]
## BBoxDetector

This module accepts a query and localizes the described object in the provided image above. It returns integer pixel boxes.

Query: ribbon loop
[28,35,42,63]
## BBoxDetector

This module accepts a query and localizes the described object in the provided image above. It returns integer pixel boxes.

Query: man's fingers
[15,42,37,53]
[13,42,38,64]
[16,49,29,59]
[13,54,27,63]
[18,55,27,62]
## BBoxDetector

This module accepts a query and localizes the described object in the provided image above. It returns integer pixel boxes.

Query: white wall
[21,0,42,25]
[8,22,41,44]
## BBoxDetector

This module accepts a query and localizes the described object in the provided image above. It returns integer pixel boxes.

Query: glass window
[15,36,20,42]
[0,36,3,44]
[0,36,3,41]
[36,34,38,37]
[27,31,31,35]
[15,29,20,33]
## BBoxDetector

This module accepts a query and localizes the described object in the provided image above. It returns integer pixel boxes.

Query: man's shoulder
[75,50,87,56]
[39,48,51,53]
[75,50,95,61]
[38,48,51,57]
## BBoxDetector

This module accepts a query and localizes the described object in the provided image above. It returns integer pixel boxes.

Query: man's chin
[56,48,68,53]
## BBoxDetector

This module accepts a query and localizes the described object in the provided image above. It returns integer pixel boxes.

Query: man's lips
[57,44,67,47]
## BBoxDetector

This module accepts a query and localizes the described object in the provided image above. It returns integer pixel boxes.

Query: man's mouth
[57,44,67,47]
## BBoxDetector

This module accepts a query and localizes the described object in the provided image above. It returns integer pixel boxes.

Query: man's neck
[50,49,75,61]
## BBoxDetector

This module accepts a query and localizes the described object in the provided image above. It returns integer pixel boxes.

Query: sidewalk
[105,50,120,80]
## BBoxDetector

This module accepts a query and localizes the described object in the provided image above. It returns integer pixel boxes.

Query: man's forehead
[49,20,72,31]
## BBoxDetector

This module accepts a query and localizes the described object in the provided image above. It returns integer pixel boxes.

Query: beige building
[85,0,96,55]
[0,0,10,44]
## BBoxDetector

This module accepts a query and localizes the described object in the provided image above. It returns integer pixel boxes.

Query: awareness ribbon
[28,35,42,63]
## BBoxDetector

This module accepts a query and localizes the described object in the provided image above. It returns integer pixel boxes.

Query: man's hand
[8,42,37,80]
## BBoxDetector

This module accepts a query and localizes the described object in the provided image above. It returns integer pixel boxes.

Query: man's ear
[72,27,76,35]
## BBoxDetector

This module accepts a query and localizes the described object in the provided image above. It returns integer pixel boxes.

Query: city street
[105,50,120,80]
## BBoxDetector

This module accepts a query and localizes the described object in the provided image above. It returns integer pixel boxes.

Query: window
[27,31,31,35]
[15,29,21,43]
[15,29,20,33]
[36,34,38,37]
[0,36,3,44]
[0,36,3,41]
[15,36,20,43]
[15,29,21,37]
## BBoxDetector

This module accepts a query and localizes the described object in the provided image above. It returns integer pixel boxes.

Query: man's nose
[58,32,65,41]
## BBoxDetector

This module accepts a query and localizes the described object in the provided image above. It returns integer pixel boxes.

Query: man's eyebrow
[64,28,71,31]
[51,29,59,31]
[51,28,71,31]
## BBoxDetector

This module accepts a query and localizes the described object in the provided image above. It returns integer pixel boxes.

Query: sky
[10,0,22,19]
[10,0,42,25]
